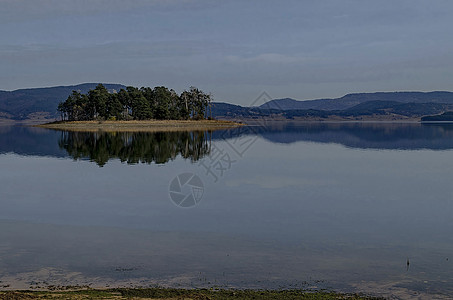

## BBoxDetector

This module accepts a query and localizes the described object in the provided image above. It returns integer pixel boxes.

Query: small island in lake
[35,84,242,131]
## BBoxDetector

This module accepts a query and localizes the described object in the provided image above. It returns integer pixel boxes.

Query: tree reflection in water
[58,130,211,166]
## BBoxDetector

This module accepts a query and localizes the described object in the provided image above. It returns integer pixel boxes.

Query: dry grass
[34,120,243,132]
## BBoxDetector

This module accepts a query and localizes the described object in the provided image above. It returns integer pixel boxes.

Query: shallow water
[1,122,453,298]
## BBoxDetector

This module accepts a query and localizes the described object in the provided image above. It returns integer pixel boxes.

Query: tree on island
[58,84,212,121]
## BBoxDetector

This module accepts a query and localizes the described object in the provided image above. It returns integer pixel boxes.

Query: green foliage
[105,93,123,120]
[57,84,212,121]
[152,86,171,120]
[57,91,90,121]
[88,84,109,119]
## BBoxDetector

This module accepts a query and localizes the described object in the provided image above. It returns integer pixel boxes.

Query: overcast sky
[1,0,453,105]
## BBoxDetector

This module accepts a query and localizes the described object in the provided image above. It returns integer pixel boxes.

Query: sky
[1,0,453,105]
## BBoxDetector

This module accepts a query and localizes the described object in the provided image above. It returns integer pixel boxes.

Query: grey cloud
[1,0,453,103]
[0,0,216,24]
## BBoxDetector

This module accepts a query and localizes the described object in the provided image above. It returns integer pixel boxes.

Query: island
[34,84,242,131]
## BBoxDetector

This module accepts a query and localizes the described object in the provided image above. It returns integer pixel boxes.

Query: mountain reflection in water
[2,123,453,165]
[223,121,453,150]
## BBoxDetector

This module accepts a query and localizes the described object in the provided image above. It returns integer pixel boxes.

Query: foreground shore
[0,288,383,299]
[34,120,243,132]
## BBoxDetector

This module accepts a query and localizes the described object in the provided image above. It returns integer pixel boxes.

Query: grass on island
[0,288,384,300]
[34,119,243,132]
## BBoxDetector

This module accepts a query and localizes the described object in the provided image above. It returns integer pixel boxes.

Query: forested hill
[260,91,453,111]
[0,83,125,120]
[212,91,453,120]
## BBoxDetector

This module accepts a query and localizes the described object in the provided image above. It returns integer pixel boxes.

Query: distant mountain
[211,102,271,119]
[343,101,453,117]
[260,91,453,111]
[213,100,453,121]
[259,98,303,110]
[0,83,125,120]
[210,102,252,118]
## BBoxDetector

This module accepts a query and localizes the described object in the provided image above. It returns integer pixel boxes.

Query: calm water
[1,122,453,298]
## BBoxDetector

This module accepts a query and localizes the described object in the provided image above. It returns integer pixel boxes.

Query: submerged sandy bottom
[0,220,451,299]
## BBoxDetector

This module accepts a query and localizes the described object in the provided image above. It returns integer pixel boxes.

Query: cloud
[1,0,453,100]
[0,39,229,65]
[0,0,216,24]
[226,53,311,64]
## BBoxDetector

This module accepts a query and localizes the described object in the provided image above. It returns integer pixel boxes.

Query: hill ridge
[0,82,125,93]
[260,91,453,111]
[0,83,126,120]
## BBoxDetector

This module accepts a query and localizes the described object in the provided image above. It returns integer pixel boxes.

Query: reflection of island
[3,122,453,165]
[58,131,212,166]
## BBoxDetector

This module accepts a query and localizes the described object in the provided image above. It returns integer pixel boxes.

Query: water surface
[1,122,453,298]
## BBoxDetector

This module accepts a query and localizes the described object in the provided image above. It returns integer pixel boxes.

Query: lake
[1,122,453,298]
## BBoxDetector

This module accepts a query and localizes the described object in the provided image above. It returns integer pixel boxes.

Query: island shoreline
[33,119,243,132]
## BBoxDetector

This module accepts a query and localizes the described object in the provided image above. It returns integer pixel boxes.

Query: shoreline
[0,287,382,299]
[33,119,243,132]
[4,118,450,130]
